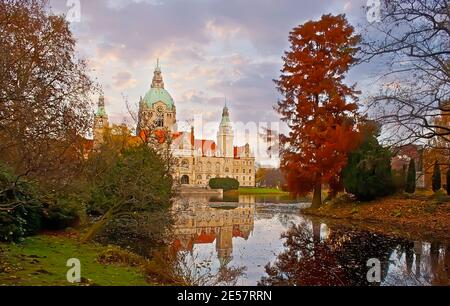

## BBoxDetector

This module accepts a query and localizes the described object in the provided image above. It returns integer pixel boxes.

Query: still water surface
[172,195,449,286]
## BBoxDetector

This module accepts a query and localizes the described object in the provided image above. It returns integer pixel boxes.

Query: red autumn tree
[276,14,361,208]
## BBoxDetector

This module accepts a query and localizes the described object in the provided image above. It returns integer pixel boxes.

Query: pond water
[171,195,450,286]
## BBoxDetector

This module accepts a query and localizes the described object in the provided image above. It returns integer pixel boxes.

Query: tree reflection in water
[259,221,450,286]
[148,250,246,286]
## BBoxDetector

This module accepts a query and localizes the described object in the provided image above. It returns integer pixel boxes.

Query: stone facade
[170,107,256,187]
[173,153,256,187]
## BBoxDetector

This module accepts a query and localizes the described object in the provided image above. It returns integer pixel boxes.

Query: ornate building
[137,59,177,133]
[93,95,109,150]
[94,61,256,187]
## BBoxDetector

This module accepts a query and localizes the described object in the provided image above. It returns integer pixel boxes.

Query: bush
[41,202,80,230]
[343,131,394,201]
[0,203,42,242]
[0,164,82,241]
[97,246,145,267]
[81,143,174,244]
[405,159,416,194]
[0,164,43,242]
[209,178,240,192]
[432,161,441,192]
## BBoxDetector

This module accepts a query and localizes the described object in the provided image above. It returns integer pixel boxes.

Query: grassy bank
[303,193,450,241]
[227,187,290,196]
[0,234,150,286]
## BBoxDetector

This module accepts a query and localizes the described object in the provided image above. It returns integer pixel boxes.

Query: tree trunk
[311,179,322,209]
[80,208,115,243]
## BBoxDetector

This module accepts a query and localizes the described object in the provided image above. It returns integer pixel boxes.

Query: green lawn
[0,235,149,286]
[234,187,289,195]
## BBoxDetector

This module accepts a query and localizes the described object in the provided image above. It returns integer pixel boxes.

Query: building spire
[96,95,107,118]
[99,95,105,107]
[222,101,229,118]
[151,58,164,89]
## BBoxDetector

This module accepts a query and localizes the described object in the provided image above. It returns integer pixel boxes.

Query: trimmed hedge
[209,178,240,192]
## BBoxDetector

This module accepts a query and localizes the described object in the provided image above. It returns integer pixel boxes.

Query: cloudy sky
[49,0,378,165]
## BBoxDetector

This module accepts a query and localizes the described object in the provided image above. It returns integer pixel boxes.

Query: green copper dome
[143,88,175,109]
[96,106,107,117]
[95,96,108,117]
[143,60,175,109]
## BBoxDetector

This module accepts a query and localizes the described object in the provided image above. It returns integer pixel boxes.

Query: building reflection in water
[171,196,255,267]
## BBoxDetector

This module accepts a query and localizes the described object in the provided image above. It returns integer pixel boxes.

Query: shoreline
[302,194,450,242]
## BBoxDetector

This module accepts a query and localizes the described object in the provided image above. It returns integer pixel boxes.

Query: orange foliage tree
[276,14,362,208]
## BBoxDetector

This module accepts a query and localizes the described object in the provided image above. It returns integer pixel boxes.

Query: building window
[243,169,246,174]
[225,168,230,173]
[197,175,202,180]
[156,117,164,127]
[249,169,252,174]
[181,175,189,185]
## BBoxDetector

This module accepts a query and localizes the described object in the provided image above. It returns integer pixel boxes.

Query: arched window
[196,162,203,171]
[181,175,189,185]
[225,168,230,173]
[197,175,202,180]
[156,117,164,127]
[207,162,212,172]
